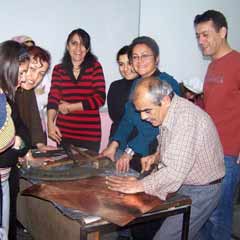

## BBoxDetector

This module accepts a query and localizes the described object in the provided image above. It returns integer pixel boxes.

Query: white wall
[0,0,139,93]
[1,1,239,94]
[140,0,240,83]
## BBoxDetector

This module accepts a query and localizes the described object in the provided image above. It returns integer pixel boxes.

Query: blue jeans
[201,155,240,240]
[1,180,9,236]
[153,183,221,240]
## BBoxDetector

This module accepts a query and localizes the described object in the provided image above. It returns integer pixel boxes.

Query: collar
[161,94,179,130]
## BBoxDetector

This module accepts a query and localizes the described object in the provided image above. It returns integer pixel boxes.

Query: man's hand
[106,176,144,194]
[99,141,119,161]
[237,152,240,164]
[116,153,132,173]
[141,151,159,172]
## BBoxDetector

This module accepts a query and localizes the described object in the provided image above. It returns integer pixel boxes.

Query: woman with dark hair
[102,36,180,172]
[0,40,30,239]
[8,42,54,240]
[47,28,106,152]
[107,46,141,173]
[108,45,138,138]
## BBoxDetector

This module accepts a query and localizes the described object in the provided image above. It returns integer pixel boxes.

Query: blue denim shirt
[111,70,180,156]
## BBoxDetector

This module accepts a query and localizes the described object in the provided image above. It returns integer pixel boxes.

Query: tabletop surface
[22,176,191,226]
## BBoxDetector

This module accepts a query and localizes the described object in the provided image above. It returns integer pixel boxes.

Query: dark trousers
[8,166,19,240]
[131,220,164,240]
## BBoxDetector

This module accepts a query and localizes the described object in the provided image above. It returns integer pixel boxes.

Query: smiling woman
[47,28,106,152]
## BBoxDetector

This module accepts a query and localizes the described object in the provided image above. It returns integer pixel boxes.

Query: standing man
[107,77,225,239]
[194,10,240,239]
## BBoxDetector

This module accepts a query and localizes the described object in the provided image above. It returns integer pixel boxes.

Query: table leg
[181,205,191,240]
[80,230,100,240]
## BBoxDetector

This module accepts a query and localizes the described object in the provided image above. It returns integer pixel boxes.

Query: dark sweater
[107,78,137,138]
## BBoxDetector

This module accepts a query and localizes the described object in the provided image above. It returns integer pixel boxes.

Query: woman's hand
[58,100,71,114]
[19,151,54,168]
[99,141,119,161]
[105,176,144,194]
[36,143,58,153]
[12,136,23,150]
[48,123,62,145]
[116,153,132,173]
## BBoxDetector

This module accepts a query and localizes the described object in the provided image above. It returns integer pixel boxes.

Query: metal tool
[62,144,79,166]
[31,148,66,158]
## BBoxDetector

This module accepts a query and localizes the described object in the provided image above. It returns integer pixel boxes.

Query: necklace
[73,67,80,71]
[73,66,80,79]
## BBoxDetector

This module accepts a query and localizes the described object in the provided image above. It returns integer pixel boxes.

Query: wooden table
[18,178,191,240]
[79,194,191,240]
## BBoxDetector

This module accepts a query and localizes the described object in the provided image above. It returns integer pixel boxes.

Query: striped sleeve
[47,65,62,110]
[81,61,106,110]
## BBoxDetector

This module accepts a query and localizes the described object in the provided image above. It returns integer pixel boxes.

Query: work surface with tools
[17,148,192,240]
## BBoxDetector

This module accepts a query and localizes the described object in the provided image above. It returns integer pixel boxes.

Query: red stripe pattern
[47,60,106,143]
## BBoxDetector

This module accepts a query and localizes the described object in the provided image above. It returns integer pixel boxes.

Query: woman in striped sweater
[47,28,106,152]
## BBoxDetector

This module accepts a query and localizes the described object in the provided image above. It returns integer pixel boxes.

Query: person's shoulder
[110,78,125,86]
[53,63,63,70]
[93,59,103,68]
[232,49,240,55]
[109,79,125,90]
[159,71,179,84]
[231,50,240,60]
[175,96,209,121]
[159,71,174,79]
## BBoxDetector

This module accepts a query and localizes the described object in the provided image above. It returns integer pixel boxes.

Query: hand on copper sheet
[99,141,119,161]
[106,176,144,194]
[116,153,132,173]
[141,151,159,172]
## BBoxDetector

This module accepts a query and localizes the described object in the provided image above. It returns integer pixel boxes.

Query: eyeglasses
[132,54,154,62]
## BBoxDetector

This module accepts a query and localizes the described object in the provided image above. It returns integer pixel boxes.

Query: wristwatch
[124,147,135,157]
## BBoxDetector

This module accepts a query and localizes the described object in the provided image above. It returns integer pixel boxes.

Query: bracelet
[124,147,135,157]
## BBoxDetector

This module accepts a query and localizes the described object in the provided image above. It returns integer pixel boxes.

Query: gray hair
[132,77,173,105]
